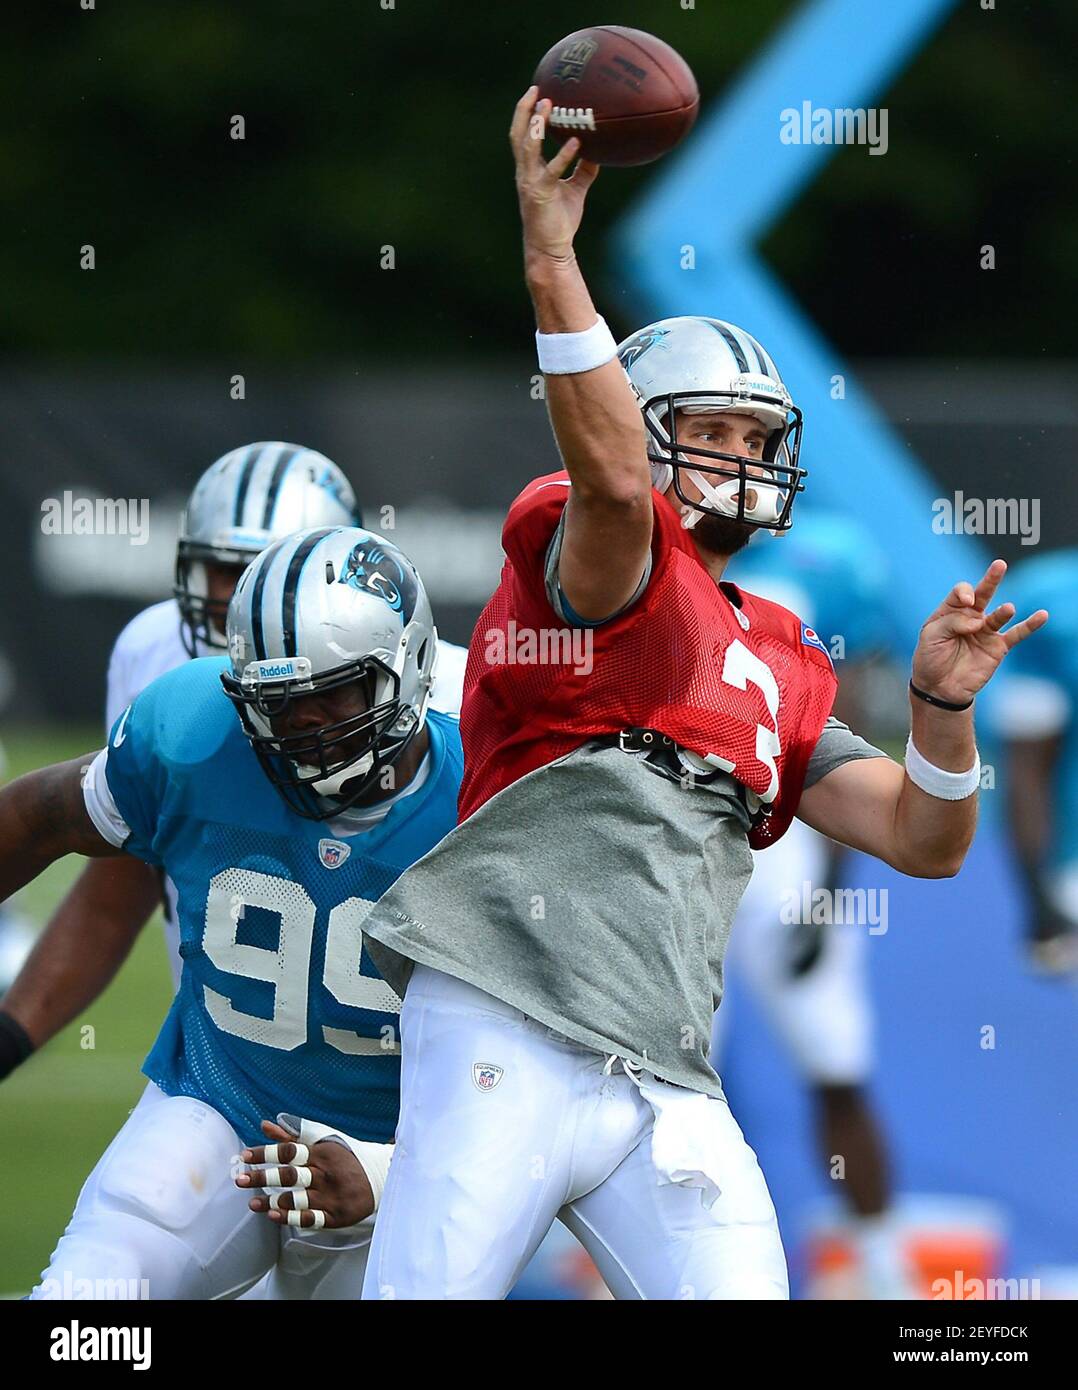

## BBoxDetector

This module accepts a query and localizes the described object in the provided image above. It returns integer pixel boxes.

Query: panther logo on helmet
[338,541,418,620]
[617,326,671,373]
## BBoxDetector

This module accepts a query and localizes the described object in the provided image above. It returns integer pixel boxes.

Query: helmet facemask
[642,390,805,533]
[221,654,422,821]
[175,541,254,657]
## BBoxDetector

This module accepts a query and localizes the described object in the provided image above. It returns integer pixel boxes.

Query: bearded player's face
[663,410,772,557]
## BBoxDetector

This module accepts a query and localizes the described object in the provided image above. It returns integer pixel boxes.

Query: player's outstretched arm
[1,857,161,1054]
[0,754,126,1077]
[799,562,1049,877]
[0,755,121,903]
[510,87,652,622]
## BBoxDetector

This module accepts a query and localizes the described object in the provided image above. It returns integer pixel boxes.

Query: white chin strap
[678,470,783,530]
[302,749,375,798]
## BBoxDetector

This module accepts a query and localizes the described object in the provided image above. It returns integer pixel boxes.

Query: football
[533,26,699,167]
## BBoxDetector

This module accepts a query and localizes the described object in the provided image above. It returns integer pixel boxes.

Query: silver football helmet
[175,442,361,654]
[222,526,437,820]
[617,316,805,532]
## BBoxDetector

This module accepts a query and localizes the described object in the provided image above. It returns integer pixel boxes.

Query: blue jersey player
[0,527,462,1299]
[987,548,1078,971]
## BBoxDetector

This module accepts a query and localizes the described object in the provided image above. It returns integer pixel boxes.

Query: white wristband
[295,1117,394,1214]
[343,1139,394,1212]
[904,736,980,801]
[536,316,617,375]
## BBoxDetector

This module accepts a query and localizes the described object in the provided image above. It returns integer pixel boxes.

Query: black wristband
[909,680,974,713]
[0,1010,34,1081]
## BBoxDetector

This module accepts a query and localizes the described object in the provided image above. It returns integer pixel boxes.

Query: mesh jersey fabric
[103,656,463,1145]
[459,473,837,849]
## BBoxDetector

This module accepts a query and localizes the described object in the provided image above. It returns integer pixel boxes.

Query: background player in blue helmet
[987,548,1078,972]
[719,511,916,1296]
[0,526,462,1299]
[0,444,466,1063]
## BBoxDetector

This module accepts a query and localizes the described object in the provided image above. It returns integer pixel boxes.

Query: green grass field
[0,726,174,1295]
[0,723,913,1297]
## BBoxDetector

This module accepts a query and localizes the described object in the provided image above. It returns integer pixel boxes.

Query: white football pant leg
[361,966,592,1299]
[561,1092,789,1300]
[31,1082,277,1300]
[362,965,787,1300]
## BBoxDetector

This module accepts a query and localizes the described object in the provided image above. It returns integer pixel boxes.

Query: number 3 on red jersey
[704,639,781,804]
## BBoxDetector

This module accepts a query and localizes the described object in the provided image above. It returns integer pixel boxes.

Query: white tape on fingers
[264,1167,284,1188]
[287,1208,325,1231]
[293,1165,313,1190]
[293,1115,395,1215]
[270,1189,308,1212]
[264,1142,310,1167]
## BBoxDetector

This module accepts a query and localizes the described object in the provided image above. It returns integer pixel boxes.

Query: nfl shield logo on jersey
[318,838,351,869]
[472,1061,504,1092]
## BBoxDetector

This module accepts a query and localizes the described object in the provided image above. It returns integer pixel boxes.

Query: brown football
[533,26,699,167]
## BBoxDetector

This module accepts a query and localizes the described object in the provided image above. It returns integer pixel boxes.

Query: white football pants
[31,1082,373,1300]
[362,965,788,1300]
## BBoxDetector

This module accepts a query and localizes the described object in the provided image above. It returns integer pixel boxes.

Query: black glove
[0,1010,34,1081]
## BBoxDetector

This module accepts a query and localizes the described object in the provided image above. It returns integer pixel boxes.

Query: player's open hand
[911,559,1048,706]
[235,1120,374,1231]
[510,86,600,263]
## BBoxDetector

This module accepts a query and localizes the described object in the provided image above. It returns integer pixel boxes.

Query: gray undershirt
[363,719,886,1098]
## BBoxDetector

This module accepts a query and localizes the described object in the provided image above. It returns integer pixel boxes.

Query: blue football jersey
[986,548,1078,871]
[729,510,896,663]
[103,656,463,1145]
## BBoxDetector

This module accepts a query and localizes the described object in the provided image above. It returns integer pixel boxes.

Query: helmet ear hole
[649,461,673,494]
[416,638,429,670]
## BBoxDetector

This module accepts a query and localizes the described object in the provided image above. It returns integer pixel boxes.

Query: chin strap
[678,470,783,529]
[306,749,375,798]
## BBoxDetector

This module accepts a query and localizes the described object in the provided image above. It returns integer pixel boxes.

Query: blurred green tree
[1,1,1071,361]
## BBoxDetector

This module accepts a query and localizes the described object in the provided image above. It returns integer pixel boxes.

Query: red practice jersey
[459,472,837,849]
